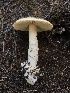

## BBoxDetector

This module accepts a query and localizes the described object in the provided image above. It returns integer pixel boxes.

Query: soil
[0,0,70,93]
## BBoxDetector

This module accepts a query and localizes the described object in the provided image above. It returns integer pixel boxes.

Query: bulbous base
[21,61,40,85]
[25,72,37,85]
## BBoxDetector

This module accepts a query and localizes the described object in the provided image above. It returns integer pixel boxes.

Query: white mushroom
[13,17,53,85]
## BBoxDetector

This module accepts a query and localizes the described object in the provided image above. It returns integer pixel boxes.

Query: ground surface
[0,0,70,93]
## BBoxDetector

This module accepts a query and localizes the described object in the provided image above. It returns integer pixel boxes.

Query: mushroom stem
[24,24,39,85]
[28,24,38,68]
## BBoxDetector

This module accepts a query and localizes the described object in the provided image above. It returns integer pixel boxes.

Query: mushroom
[13,17,53,85]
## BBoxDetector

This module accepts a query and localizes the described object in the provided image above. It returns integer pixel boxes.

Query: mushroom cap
[13,17,53,32]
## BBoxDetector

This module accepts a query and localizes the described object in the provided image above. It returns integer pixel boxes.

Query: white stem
[24,24,39,85]
[28,24,38,68]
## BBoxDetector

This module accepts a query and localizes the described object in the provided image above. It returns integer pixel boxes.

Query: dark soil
[0,0,70,93]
